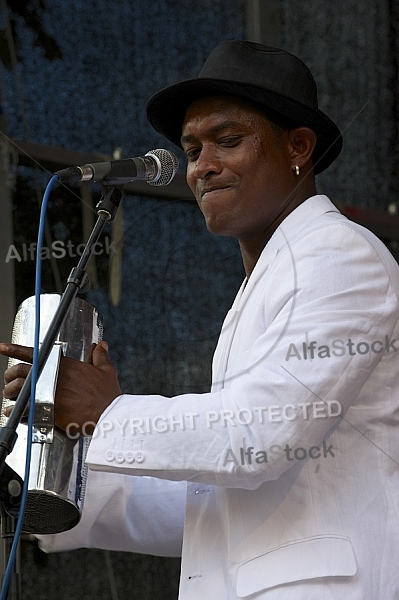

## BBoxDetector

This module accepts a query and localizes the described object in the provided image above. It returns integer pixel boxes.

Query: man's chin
[203,215,237,238]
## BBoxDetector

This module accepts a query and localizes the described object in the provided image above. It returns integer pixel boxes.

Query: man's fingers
[4,362,31,384]
[0,343,34,363]
[92,341,111,369]
[0,344,33,399]
[2,361,31,401]
[3,402,15,417]
[3,377,28,401]
[2,400,30,418]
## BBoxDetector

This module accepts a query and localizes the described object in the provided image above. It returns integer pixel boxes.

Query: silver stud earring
[294,165,300,176]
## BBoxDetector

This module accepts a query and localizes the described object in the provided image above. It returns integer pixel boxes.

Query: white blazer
[40,195,399,599]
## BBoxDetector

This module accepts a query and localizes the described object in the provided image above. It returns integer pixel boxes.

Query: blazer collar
[241,194,340,297]
[261,194,339,264]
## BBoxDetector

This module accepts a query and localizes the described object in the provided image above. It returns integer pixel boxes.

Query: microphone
[55,149,179,187]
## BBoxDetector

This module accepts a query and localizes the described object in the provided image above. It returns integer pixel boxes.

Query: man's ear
[288,127,317,170]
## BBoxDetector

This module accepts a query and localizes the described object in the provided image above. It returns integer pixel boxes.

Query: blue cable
[0,174,60,600]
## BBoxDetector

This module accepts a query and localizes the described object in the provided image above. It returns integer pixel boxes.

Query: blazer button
[135,451,145,463]
[115,451,125,463]
[125,451,135,463]
[105,450,115,462]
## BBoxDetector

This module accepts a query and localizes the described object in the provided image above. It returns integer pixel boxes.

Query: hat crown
[146,39,342,174]
[198,40,318,109]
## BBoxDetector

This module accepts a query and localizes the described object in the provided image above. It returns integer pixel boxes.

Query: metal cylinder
[1,294,103,534]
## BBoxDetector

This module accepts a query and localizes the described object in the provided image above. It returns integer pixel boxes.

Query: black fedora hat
[146,40,342,174]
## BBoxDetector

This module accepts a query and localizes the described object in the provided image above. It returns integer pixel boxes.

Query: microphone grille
[146,149,179,186]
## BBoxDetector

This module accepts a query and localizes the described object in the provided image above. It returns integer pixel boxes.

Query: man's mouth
[200,185,232,199]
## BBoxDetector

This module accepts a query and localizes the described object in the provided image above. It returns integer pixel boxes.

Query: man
[2,40,399,599]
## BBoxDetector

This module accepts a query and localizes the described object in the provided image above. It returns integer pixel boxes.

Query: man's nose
[194,145,222,179]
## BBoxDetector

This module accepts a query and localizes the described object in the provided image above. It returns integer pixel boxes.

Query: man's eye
[185,148,201,161]
[219,136,241,146]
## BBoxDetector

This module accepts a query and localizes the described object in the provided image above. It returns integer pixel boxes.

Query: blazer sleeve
[85,219,399,490]
[37,468,186,555]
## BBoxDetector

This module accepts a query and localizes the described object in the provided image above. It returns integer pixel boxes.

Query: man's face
[181,96,298,241]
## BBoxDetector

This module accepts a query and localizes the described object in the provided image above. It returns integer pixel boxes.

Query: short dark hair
[255,102,296,133]
[246,99,297,144]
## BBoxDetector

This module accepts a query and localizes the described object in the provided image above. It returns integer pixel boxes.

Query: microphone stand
[0,184,123,599]
[0,465,23,599]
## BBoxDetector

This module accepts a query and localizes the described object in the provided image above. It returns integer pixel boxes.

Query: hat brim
[147,78,342,175]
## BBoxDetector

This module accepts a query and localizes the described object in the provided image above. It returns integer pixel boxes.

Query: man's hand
[0,342,122,433]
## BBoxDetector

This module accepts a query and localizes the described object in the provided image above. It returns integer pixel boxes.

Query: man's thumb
[92,341,111,367]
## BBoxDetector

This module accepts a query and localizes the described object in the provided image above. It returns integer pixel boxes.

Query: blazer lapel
[212,195,340,391]
[211,254,272,392]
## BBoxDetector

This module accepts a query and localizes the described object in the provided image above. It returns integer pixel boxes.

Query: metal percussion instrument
[0,294,103,534]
